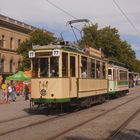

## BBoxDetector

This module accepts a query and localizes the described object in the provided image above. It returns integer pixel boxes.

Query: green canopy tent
[6,75,14,81]
[6,71,30,81]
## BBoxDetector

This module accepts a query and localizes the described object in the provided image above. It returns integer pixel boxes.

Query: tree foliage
[79,24,140,72]
[17,29,56,70]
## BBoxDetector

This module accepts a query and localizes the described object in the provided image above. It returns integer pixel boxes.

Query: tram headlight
[40,89,47,96]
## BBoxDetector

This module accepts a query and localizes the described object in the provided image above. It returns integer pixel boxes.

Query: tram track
[0,88,138,125]
[0,112,68,136]
[47,94,140,140]
[0,114,31,124]
[0,89,137,125]
[0,89,140,138]
[106,108,140,140]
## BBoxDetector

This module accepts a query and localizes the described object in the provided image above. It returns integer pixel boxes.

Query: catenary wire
[46,0,77,20]
[113,0,140,36]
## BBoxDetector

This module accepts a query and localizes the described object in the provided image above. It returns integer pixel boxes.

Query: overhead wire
[46,0,77,20]
[45,0,90,42]
[112,0,140,36]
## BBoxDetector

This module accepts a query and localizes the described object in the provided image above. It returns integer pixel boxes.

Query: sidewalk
[0,89,5,103]
[129,85,140,92]
[0,88,26,104]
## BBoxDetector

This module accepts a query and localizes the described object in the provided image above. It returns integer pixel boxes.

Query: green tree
[17,29,56,70]
[79,24,140,72]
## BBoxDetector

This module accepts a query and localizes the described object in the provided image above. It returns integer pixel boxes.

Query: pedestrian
[11,83,16,101]
[24,83,29,101]
[7,83,12,101]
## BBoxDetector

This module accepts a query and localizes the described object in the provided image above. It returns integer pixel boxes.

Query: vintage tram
[29,43,129,109]
[29,43,108,108]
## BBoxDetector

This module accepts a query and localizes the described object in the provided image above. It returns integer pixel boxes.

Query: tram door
[69,55,77,98]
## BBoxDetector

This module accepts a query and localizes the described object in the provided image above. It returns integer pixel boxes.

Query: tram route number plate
[53,49,60,57]
[28,51,35,58]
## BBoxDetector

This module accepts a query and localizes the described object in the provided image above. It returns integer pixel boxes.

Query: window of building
[10,37,13,49]
[10,59,13,73]
[18,61,21,69]
[18,39,21,48]
[0,59,4,73]
[0,35,5,47]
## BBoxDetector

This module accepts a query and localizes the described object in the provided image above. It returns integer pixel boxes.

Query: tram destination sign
[32,45,61,50]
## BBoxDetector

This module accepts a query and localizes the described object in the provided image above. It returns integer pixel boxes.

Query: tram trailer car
[108,62,129,97]
[29,43,129,109]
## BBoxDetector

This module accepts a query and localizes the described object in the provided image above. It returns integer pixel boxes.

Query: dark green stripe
[108,91,116,95]
[118,80,128,86]
[31,98,70,103]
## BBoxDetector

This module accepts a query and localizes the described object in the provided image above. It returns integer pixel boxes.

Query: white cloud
[1,0,140,58]
[1,0,140,34]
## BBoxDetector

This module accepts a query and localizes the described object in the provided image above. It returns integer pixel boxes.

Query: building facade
[0,14,35,81]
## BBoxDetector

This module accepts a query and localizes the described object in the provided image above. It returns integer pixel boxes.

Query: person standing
[24,83,29,101]
[7,83,12,101]
[82,70,87,78]
[2,82,8,102]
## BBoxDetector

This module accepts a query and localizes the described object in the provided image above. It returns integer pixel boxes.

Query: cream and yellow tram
[30,43,108,108]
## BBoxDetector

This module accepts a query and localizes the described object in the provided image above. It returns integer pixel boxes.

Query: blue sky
[121,34,140,58]
[1,0,140,59]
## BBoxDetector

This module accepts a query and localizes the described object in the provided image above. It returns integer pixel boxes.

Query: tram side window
[120,70,127,80]
[90,59,95,78]
[62,52,68,77]
[81,56,87,78]
[70,56,75,77]
[40,58,48,77]
[50,57,59,77]
[113,69,116,80]
[96,61,100,79]
[108,69,112,80]
[103,62,106,79]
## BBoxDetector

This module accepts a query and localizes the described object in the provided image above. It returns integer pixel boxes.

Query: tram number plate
[53,49,60,57]
[28,51,35,58]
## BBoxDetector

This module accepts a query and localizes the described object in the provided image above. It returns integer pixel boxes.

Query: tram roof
[32,43,103,59]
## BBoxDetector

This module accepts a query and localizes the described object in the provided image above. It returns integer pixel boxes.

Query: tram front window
[50,57,59,77]
[32,58,39,77]
[40,58,48,77]
[32,57,59,78]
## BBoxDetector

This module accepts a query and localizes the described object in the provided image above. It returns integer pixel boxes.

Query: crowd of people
[0,81,30,103]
